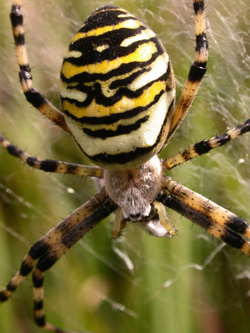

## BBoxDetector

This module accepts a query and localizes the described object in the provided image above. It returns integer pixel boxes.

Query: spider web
[1,0,250,332]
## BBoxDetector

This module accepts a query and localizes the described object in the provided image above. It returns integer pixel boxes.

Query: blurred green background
[1,0,250,332]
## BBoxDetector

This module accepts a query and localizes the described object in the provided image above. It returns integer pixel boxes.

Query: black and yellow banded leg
[0,189,117,332]
[0,253,35,301]
[32,268,76,333]
[0,133,103,177]
[159,177,250,256]
[163,118,250,170]
[166,0,208,142]
[10,0,70,133]
[0,189,111,301]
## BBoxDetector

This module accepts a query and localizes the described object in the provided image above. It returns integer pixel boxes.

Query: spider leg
[165,0,208,143]
[111,208,127,239]
[0,133,103,178]
[10,1,70,133]
[163,118,250,170]
[0,188,117,332]
[153,201,176,236]
[158,177,250,256]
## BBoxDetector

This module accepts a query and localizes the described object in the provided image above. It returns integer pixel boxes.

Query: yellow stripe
[71,19,141,43]
[63,80,166,118]
[62,41,158,78]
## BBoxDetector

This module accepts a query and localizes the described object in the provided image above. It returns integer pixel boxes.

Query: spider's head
[104,155,163,222]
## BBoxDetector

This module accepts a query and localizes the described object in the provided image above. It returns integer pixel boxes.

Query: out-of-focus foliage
[1,1,250,333]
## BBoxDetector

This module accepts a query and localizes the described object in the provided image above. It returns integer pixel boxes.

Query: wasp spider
[1,0,250,332]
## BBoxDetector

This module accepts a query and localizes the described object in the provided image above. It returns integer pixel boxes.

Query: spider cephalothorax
[104,155,163,220]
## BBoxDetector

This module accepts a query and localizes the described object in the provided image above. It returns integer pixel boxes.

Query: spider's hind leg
[0,189,117,332]
[0,253,35,302]
[159,177,250,257]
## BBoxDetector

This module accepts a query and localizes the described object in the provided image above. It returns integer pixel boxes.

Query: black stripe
[19,65,31,72]
[19,69,32,81]
[214,133,231,147]
[62,71,168,108]
[0,291,9,302]
[193,134,230,156]
[6,283,17,292]
[34,300,43,311]
[15,33,25,46]
[24,89,47,108]
[236,119,250,135]
[85,99,174,165]
[225,216,249,235]
[220,229,246,249]
[109,56,170,90]
[64,89,165,125]
[83,115,149,139]
[27,158,78,174]
[10,5,22,28]
[193,140,212,156]
[69,28,152,66]
[110,67,150,89]
[27,157,38,167]
[195,33,208,55]
[32,274,44,289]
[193,0,205,14]
[87,144,151,165]
[20,260,34,276]
[34,316,45,327]
[37,253,59,272]
[70,25,146,55]
[188,62,207,82]
[29,239,51,260]
[64,164,79,174]
[79,7,136,32]
[40,160,58,172]
[60,49,163,84]
[6,144,22,158]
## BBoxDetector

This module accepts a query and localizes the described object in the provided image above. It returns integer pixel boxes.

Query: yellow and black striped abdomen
[60,6,175,170]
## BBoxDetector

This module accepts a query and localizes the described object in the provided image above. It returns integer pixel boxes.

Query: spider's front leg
[166,0,208,142]
[10,0,70,133]
[0,189,117,333]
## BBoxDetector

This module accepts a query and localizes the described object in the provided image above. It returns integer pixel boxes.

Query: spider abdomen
[60,6,175,170]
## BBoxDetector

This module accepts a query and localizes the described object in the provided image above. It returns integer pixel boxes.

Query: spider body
[104,154,163,220]
[60,6,175,170]
[1,1,250,333]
